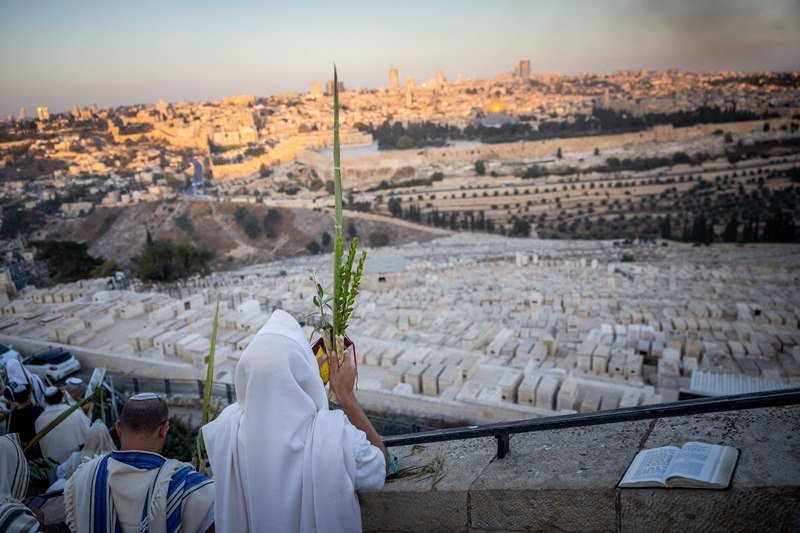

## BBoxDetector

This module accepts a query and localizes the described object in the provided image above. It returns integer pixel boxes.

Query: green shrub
[369,232,390,247]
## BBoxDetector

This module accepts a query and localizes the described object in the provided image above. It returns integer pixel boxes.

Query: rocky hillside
[33,200,444,272]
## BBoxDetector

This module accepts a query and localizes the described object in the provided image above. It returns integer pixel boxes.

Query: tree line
[361,106,778,150]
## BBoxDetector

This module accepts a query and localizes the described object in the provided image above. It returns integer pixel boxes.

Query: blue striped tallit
[0,504,41,533]
[89,451,211,533]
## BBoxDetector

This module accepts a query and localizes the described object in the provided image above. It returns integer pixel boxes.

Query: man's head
[65,378,86,402]
[3,382,30,406]
[115,393,169,454]
[44,386,63,406]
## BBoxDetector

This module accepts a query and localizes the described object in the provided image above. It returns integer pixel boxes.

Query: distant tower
[455,73,463,85]
[389,67,399,91]
[436,71,446,87]
[310,80,323,97]
[405,86,413,107]
[36,106,50,121]
[72,102,80,119]
[406,75,415,90]
[156,98,169,118]
[18,107,26,121]
[325,80,334,96]
[517,59,531,80]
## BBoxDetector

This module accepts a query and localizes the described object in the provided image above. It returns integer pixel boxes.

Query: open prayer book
[619,442,739,489]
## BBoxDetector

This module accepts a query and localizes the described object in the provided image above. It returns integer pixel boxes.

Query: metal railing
[382,388,800,459]
[111,375,236,404]
[99,374,800,459]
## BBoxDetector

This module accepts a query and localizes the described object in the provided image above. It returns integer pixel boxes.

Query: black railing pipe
[383,388,800,459]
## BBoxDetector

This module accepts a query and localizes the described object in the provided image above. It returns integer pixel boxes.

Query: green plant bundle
[332,65,344,338]
[335,237,367,335]
[28,457,59,481]
[310,65,367,348]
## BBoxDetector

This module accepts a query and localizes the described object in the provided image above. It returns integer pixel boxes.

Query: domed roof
[485,99,507,114]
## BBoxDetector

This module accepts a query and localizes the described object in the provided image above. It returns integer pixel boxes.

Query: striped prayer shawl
[82,451,211,533]
[0,504,40,533]
[0,434,29,501]
[1,433,39,533]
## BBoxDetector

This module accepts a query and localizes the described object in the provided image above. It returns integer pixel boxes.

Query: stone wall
[0,333,201,380]
[361,404,800,532]
[302,117,792,189]
[29,402,800,531]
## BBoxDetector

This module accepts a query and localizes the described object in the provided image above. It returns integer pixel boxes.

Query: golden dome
[485,99,507,114]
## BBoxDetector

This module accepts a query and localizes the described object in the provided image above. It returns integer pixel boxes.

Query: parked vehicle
[0,343,21,369]
[23,348,81,381]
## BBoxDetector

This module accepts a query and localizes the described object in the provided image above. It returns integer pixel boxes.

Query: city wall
[0,333,201,381]
[301,118,791,188]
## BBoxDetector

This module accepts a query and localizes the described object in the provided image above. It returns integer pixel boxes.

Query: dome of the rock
[485,99,507,114]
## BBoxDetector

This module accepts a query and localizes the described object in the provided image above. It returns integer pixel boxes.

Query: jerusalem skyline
[2,0,800,117]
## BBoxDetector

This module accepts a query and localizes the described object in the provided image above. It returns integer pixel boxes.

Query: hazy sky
[1,0,798,117]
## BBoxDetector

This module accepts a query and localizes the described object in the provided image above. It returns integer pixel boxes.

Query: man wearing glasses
[64,393,215,533]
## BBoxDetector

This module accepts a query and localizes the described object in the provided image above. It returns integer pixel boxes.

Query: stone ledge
[31,405,800,532]
[363,405,800,532]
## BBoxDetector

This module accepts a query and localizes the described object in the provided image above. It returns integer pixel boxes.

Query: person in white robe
[64,378,87,404]
[48,419,116,493]
[0,433,41,533]
[34,387,89,464]
[64,393,214,533]
[5,360,46,406]
[202,309,388,533]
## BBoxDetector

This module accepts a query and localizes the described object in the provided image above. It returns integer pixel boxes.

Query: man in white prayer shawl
[5,359,46,406]
[202,309,388,533]
[34,387,90,464]
[65,393,215,533]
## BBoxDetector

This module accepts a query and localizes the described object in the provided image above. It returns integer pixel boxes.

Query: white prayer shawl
[4,360,46,406]
[34,404,90,463]
[64,450,214,533]
[203,309,380,533]
[57,419,117,481]
[0,434,40,533]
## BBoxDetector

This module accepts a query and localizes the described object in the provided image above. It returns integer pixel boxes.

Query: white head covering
[63,420,116,479]
[129,393,160,401]
[202,309,360,533]
[4,359,46,405]
[83,420,116,458]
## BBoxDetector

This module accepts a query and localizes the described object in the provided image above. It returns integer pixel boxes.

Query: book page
[666,442,721,483]
[709,446,739,487]
[619,446,679,486]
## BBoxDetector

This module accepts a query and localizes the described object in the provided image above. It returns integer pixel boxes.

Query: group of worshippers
[1,360,114,470]
[2,361,95,466]
[3,309,389,532]
[1,365,116,532]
